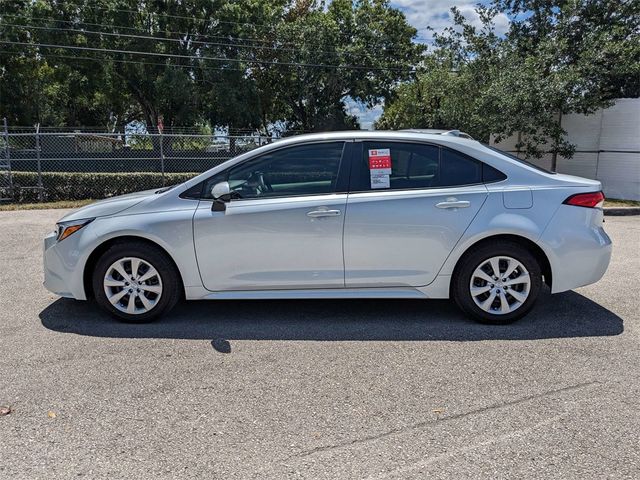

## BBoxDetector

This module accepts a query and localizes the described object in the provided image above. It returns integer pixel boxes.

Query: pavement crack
[364,412,567,480]
[286,380,601,461]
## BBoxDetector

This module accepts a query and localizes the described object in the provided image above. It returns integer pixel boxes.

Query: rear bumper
[540,205,612,293]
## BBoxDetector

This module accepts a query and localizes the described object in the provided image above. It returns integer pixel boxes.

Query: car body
[43,130,612,323]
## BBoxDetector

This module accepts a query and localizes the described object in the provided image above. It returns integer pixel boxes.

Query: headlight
[55,218,94,242]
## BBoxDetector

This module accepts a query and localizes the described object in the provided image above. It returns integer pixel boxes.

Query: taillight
[563,191,605,208]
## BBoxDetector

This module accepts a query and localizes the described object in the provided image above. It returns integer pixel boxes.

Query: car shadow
[40,289,623,344]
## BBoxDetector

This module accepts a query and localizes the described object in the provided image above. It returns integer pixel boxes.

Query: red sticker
[368,148,392,170]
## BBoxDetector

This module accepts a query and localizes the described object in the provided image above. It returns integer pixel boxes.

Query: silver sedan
[43,130,612,324]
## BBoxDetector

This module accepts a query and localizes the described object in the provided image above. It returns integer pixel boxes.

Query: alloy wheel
[469,256,531,315]
[103,257,163,315]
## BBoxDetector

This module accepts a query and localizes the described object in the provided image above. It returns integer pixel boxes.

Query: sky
[352,0,510,129]
[392,0,510,44]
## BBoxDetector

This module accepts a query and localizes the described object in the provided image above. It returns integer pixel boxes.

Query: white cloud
[345,100,384,130]
[391,0,510,42]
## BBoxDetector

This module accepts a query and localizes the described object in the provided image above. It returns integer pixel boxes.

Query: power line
[75,5,285,30]
[64,4,391,44]
[0,22,375,59]
[0,49,246,73]
[1,22,287,53]
[0,13,346,49]
[0,40,416,72]
[79,4,430,49]
[1,12,424,54]
[1,13,279,46]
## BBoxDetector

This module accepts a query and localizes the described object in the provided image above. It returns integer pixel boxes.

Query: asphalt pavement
[0,210,639,479]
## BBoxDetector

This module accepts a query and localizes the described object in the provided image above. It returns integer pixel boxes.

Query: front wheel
[452,241,542,324]
[92,241,181,322]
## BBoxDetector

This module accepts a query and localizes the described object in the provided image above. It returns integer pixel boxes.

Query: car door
[343,141,489,288]
[193,141,350,291]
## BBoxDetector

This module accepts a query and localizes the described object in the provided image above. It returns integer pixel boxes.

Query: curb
[604,207,640,216]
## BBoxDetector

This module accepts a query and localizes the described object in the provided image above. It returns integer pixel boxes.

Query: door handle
[436,200,471,209]
[307,209,342,218]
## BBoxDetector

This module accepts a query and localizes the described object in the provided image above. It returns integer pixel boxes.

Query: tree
[376,4,507,141]
[1,0,422,134]
[375,59,484,138]
[250,0,423,132]
[377,0,640,166]
[0,0,129,127]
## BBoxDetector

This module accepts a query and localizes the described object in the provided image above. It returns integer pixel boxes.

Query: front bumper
[43,229,89,300]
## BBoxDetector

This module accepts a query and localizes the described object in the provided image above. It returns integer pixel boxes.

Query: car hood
[58,188,160,222]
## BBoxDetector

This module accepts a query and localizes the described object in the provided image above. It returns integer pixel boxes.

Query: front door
[193,141,349,291]
[344,141,488,287]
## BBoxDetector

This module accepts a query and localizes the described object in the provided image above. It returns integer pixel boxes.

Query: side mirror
[211,181,231,199]
[211,181,231,211]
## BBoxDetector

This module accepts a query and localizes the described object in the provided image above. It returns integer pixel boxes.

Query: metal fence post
[158,131,165,186]
[35,123,44,201]
[2,118,13,199]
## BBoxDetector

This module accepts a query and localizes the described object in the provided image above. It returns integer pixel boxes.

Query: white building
[490,98,640,201]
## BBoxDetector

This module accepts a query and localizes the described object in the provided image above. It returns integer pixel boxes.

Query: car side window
[202,142,345,199]
[355,142,487,191]
[440,148,482,186]
[357,142,440,191]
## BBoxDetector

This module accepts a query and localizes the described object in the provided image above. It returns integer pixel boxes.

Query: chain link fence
[0,126,271,202]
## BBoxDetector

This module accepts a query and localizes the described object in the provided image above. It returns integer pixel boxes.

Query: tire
[452,241,542,324]
[92,241,181,323]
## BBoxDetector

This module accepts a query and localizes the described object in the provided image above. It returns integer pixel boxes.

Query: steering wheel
[248,171,273,195]
[262,173,274,193]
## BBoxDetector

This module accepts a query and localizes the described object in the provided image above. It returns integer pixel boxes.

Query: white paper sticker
[368,148,392,188]
[370,173,390,189]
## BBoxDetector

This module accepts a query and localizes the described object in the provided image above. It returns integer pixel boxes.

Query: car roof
[272,130,477,147]
[399,129,474,139]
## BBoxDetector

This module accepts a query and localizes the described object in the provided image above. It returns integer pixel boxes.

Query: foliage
[377,0,640,163]
[374,58,484,138]
[0,0,421,133]
[3,0,637,165]
[251,0,423,131]
[7,171,198,202]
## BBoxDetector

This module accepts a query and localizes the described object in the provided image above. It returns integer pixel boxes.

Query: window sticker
[370,173,390,189]
[368,148,391,189]
[368,149,392,173]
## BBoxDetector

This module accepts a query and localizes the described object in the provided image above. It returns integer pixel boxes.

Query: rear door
[343,141,488,287]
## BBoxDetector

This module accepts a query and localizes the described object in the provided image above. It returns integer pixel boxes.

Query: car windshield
[484,144,556,174]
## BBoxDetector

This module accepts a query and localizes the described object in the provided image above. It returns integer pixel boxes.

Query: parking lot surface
[0,210,639,479]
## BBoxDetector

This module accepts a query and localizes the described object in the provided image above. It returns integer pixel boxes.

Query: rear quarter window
[482,163,507,183]
[440,148,482,186]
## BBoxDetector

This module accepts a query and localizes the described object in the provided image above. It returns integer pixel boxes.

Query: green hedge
[5,171,199,203]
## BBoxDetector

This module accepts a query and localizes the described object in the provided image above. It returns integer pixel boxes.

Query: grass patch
[0,199,96,211]
[604,198,640,208]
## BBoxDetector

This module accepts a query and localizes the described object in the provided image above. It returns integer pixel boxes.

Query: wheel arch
[83,235,185,299]
[450,234,553,294]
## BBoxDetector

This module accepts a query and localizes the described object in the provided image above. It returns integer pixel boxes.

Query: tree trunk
[551,111,563,172]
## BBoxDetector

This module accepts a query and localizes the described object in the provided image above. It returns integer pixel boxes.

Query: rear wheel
[452,241,542,324]
[92,242,180,322]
